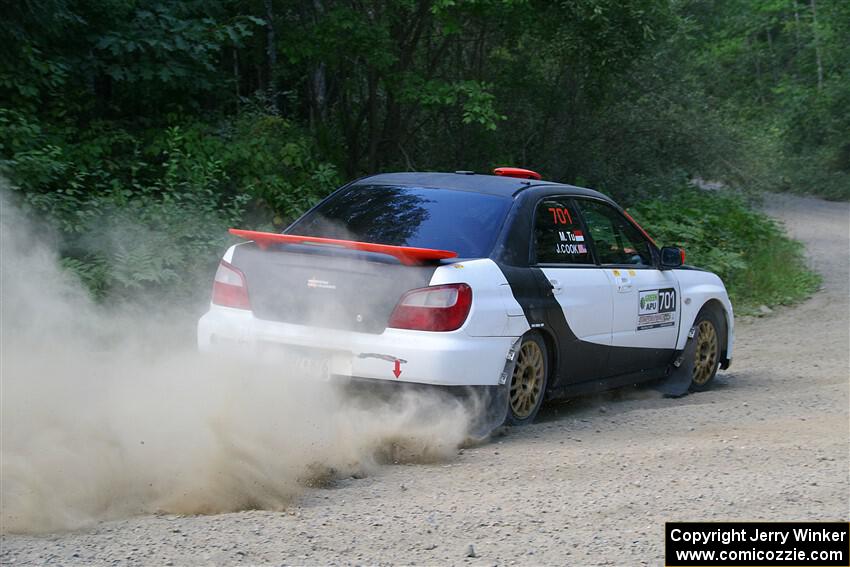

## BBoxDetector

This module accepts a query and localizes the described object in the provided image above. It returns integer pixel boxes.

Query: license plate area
[260,343,351,380]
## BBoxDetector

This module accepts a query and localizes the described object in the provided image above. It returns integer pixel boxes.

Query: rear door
[575,198,680,375]
[532,197,614,382]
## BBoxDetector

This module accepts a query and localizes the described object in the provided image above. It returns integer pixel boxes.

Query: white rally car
[198,169,733,425]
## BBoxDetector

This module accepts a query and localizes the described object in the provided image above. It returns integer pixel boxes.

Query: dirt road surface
[2,193,848,565]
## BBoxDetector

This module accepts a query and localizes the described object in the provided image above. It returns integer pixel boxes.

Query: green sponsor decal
[640,292,658,310]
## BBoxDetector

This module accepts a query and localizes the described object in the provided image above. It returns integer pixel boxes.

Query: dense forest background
[1,0,845,308]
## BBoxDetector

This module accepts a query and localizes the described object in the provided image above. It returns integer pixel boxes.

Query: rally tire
[690,309,722,392]
[505,332,549,426]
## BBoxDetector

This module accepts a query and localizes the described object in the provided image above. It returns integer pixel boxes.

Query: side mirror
[660,246,685,269]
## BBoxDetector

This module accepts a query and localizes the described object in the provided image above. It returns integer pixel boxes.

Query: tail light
[388,283,472,332]
[211,260,251,310]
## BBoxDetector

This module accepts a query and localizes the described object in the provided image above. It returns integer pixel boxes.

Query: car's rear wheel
[505,332,548,425]
[690,310,721,391]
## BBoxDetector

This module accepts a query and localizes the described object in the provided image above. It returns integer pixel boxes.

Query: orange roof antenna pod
[493,167,542,180]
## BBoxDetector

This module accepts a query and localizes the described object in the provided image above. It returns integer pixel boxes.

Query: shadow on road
[532,373,738,425]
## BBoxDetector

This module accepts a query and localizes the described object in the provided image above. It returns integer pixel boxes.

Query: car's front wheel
[505,332,549,425]
[690,310,722,391]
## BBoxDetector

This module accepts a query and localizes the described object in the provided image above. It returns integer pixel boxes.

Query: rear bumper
[197,305,518,386]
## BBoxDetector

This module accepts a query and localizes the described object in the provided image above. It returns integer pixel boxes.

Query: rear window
[533,198,593,265]
[288,185,513,258]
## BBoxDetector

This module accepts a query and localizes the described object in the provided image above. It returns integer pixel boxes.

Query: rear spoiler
[229,229,458,266]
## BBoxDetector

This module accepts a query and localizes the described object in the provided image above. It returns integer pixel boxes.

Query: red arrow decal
[393,359,402,378]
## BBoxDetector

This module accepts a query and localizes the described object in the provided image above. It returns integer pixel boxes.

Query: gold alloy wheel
[692,319,719,386]
[510,339,545,419]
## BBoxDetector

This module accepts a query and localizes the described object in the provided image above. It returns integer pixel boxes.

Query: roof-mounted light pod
[493,167,542,180]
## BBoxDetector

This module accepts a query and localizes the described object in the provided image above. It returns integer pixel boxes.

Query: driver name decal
[555,243,587,255]
[554,230,588,255]
[638,288,677,330]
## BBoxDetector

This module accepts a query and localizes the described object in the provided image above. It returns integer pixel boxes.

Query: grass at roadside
[630,188,821,315]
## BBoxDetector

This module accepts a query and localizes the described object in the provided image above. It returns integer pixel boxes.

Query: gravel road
[2,193,848,566]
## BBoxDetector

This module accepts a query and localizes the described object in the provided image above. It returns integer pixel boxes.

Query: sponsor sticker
[638,287,677,330]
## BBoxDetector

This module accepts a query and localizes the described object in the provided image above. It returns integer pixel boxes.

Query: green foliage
[1,120,249,301]
[92,5,260,89]
[684,0,850,200]
[1,0,843,307]
[1,97,338,301]
[174,113,340,224]
[631,188,820,311]
[403,80,505,131]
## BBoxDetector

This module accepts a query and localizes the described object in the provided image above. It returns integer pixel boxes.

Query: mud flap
[466,339,518,440]
[656,326,699,398]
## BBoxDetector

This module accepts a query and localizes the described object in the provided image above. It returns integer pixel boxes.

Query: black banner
[665,522,849,566]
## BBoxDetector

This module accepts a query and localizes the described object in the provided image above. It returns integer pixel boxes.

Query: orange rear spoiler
[229,229,458,266]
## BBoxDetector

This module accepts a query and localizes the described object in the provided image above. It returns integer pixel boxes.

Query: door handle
[549,279,563,294]
[618,283,633,293]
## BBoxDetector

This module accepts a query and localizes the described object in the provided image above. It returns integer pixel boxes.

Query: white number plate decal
[638,288,677,330]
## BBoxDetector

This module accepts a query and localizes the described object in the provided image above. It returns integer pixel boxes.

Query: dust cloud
[0,188,473,534]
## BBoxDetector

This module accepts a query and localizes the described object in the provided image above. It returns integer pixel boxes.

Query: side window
[578,200,654,266]
[533,198,593,264]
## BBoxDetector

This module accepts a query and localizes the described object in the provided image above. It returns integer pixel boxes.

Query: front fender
[673,269,734,363]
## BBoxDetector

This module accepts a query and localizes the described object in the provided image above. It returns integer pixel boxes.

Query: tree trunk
[766,27,778,82]
[264,0,278,111]
[749,35,764,105]
[367,68,379,173]
[809,0,824,90]
[233,48,240,114]
[311,0,327,123]
[794,0,801,49]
